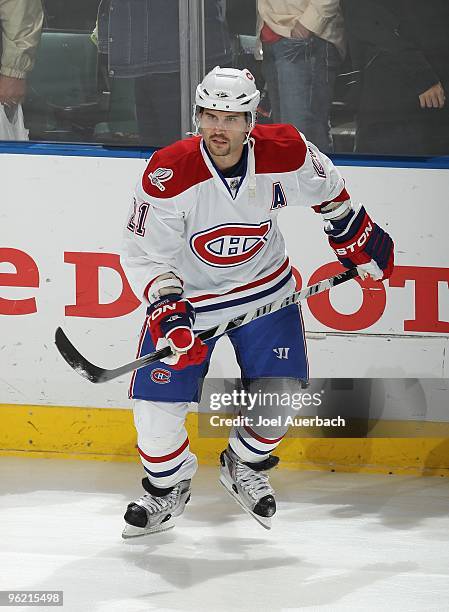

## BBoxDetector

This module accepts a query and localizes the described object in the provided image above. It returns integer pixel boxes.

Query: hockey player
[120,66,394,536]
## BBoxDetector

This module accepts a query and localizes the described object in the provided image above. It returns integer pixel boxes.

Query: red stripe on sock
[138,437,189,463]
[242,423,284,445]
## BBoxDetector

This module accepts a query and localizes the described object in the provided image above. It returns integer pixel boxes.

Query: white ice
[1,457,449,612]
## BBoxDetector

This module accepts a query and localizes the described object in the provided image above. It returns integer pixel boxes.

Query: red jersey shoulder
[142,136,212,198]
[252,124,307,174]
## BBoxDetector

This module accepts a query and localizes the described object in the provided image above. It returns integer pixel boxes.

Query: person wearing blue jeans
[97,0,233,147]
[256,0,345,152]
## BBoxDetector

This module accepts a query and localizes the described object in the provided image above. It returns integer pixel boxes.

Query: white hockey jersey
[121,124,347,328]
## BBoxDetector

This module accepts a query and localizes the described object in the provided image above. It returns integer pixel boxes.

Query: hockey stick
[55,266,359,384]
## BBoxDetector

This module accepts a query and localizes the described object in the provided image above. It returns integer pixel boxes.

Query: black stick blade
[55,326,173,383]
[55,327,108,383]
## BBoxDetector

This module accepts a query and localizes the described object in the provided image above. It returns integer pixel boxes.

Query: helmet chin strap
[187,105,200,137]
[247,136,256,199]
[244,112,257,199]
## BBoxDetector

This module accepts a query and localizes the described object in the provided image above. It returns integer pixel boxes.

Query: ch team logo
[190,221,272,267]
[150,368,172,384]
[148,168,174,192]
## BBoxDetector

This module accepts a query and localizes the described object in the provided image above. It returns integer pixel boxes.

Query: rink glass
[5,3,449,155]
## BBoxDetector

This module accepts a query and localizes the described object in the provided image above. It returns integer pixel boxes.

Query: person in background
[341,0,449,155]
[0,0,43,107]
[256,0,345,152]
[97,0,233,147]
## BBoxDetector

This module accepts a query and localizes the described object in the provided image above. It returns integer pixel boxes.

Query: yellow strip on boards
[0,403,448,476]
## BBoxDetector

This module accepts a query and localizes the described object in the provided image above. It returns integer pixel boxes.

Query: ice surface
[1,457,448,612]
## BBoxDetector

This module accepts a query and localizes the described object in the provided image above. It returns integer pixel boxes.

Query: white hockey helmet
[193,66,260,134]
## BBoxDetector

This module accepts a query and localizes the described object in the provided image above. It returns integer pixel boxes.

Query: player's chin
[209,142,231,155]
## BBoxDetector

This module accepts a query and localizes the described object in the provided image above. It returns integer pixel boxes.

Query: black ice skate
[122,477,191,539]
[219,446,279,530]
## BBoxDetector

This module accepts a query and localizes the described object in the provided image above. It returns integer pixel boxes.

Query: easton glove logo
[149,302,178,321]
[148,168,174,192]
[333,222,374,256]
[190,221,272,267]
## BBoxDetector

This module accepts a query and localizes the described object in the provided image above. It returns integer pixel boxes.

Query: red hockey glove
[326,205,394,281]
[148,295,208,370]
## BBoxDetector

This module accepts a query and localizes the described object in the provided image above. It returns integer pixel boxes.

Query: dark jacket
[97,0,233,77]
[341,0,449,118]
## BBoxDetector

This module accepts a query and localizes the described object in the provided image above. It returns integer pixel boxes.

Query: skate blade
[122,517,175,539]
[219,474,272,530]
